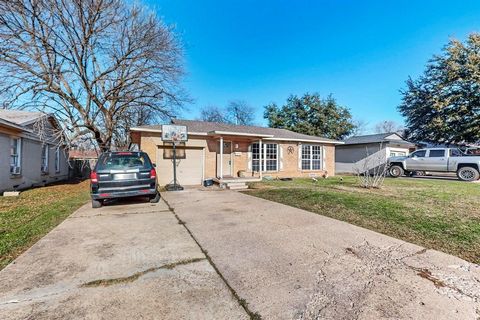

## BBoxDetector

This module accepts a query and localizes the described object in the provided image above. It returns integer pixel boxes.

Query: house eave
[207,130,274,138]
[263,137,344,144]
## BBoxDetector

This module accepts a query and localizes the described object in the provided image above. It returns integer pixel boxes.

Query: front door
[217,141,232,177]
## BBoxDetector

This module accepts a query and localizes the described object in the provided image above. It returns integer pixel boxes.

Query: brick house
[130,120,343,187]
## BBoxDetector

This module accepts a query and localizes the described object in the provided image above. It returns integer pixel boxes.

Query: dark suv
[90,151,160,208]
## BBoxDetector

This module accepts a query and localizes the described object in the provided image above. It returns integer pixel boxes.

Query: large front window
[10,138,21,175]
[301,145,322,170]
[252,143,278,171]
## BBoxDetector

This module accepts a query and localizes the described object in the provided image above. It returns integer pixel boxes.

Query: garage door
[156,147,203,186]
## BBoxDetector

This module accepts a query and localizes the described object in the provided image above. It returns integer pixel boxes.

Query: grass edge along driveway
[0,180,90,270]
[246,177,480,264]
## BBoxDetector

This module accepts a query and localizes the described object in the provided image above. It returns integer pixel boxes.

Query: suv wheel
[92,199,103,208]
[149,192,160,203]
[389,165,404,178]
[457,167,480,182]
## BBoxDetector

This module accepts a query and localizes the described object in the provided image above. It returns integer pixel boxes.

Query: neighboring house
[68,148,99,179]
[335,132,416,174]
[0,110,69,193]
[130,119,343,187]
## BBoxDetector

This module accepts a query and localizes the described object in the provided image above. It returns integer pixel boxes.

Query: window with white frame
[251,143,278,171]
[301,145,322,170]
[41,144,49,173]
[10,138,21,175]
[55,148,60,172]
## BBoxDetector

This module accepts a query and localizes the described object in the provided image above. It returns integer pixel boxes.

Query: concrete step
[227,183,249,190]
[226,182,248,188]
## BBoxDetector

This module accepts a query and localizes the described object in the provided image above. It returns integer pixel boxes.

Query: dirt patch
[297,242,480,320]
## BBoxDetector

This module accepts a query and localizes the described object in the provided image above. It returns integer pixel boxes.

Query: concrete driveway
[163,189,480,320]
[0,199,248,320]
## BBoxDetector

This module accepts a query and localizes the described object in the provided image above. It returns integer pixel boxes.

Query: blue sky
[145,0,480,131]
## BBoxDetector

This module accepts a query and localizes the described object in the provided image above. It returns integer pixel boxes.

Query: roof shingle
[132,119,343,144]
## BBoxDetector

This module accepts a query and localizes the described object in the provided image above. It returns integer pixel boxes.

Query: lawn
[0,180,90,270]
[246,176,480,264]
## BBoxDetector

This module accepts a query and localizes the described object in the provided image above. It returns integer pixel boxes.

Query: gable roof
[131,119,343,144]
[343,132,414,146]
[0,109,45,126]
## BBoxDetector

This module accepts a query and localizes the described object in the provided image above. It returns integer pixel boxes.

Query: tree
[264,93,355,140]
[351,119,369,136]
[399,33,480,144]
[199,100,255,125]
[374,120,404,134]
[226,100,255,125]
[0,0,184,151]
[199,105,228,123]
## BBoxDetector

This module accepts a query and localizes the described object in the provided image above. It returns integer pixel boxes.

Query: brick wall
[136,131,336,180]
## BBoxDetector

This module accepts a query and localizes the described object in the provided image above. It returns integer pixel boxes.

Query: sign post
[161,124,188,191]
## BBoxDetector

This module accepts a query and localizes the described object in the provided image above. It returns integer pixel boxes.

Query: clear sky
[145,0,480,131]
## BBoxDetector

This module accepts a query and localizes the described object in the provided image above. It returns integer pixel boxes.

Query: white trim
[219,137,223,179]
[55,147,61,173]
[208,131,274,138]
[263,137,344,144]
[259,139,263,179]
[130,127,208,136]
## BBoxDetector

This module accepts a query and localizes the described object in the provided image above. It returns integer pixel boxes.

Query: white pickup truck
[388,148,480,181]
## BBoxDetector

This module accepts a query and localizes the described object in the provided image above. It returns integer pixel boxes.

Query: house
[130,119,343,187]
[0,110,69,193]
[335,132,416,174]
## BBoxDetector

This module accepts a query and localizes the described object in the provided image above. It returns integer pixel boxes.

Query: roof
[0,109,45,125]
[131,119,343,144]
[342,132,414,146]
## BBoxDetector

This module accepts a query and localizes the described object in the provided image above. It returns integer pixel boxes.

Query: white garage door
[156,147,203,186]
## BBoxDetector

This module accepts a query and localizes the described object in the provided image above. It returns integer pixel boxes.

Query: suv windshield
[96,152,152,170]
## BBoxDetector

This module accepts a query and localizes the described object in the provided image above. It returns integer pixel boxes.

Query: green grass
[0,180,90,270]
[245,176,480,264]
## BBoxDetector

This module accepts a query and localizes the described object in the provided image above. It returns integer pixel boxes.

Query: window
[55,148,60,172]
[390,151,406,157]
[428,149,445,158]
[301,145,322,170]
[41,144,49,173]
[96,152,152,170]
[450,149,464,157]
[251,143,278,171]
[10,138,21,175]
[410,150,426,158]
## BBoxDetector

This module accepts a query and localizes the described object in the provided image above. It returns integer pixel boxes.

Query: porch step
[225,182,249,190]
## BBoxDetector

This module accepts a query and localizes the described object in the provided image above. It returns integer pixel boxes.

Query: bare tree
[199,100,255,125]
[354,143,388,188]
[374,120,404,134]
[350,119,369,136]
[0,0,185,151]
[226,100,254,125]
[199,105,228,123]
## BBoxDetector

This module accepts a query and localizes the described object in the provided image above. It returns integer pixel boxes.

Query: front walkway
[163,189,480,320]
[0,199,247,320]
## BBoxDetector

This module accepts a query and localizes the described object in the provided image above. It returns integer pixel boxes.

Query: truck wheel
[92,199,103,208]
[149,192,161,203]
[389,165,404,178]
[457,167,480,181]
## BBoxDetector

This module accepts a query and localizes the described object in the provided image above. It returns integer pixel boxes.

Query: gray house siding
[336,143,383,163]
[0,132,69,193]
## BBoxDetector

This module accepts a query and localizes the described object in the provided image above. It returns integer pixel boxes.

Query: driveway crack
[80,258,206,288]
[161,197,262,320]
